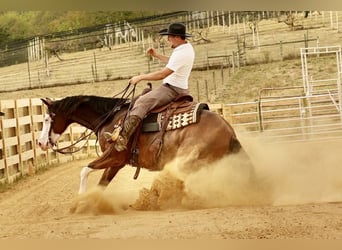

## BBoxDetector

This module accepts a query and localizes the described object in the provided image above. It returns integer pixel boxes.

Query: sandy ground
[1,135,342,239]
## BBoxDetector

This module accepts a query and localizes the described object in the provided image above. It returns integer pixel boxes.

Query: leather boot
[108,115,141,152]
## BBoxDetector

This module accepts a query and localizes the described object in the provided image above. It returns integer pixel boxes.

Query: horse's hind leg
[98,166,125,187]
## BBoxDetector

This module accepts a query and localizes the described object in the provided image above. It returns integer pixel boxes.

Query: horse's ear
[41,97,53,106]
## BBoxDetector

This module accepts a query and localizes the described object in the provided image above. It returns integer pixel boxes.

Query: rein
[49,83,137,155]
[51,130,93,154]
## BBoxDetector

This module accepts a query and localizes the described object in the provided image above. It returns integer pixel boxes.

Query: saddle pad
[142,102,209,132]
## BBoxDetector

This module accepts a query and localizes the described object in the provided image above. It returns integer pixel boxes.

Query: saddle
[141,94,209,132]
[125,86,209,178]
[128,94,209,176]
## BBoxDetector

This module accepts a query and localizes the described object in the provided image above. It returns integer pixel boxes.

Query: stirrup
[104,127,122,142]
[114,136,128,152]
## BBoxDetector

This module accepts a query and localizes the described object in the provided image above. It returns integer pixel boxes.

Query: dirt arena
[1,78,342,239]
[1,131,342,239]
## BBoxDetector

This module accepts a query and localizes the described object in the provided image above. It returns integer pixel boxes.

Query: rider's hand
[146,47,157,57]
[129,75,142,85]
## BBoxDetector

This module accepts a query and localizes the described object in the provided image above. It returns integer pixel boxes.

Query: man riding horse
[104,22,195,152]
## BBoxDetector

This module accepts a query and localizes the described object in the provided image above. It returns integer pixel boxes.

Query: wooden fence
[1,11,340,94]
[2,92,342,183]
[0,98,98,184]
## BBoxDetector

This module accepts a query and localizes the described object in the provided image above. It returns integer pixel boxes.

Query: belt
[164,83,179,94]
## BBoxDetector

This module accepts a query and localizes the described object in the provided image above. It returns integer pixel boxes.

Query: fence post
[197,80,200,102]
[304,30,308,48]
[27,51,32,89]
[0,111,6,183]
[228,11,231,34]
[280,40,283,61]
[14,100,24,176]
[44,48,50,77]
[231,51,235,74]
[225,105,233,124]
[205,80,209,101]
[212,71,216,95]
[257,98,264,132]
[29,99,37,168]
[93,52,98,82]
[221,64,224,86]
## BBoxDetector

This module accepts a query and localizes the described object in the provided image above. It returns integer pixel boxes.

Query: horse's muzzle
[37,140,50,151]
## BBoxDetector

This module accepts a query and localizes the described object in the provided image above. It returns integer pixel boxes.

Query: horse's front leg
[78,165,125,194]
[78,146,126,194]
[79,166,97,194]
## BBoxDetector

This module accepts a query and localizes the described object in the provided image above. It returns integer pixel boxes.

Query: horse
[37,91,254,199]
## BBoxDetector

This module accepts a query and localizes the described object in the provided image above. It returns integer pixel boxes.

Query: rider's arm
[146,48,169,63]
[129,67,173,85]
[153,53,169,63]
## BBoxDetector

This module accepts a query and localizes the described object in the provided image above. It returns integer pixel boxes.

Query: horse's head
[38,98,71,151]
[38,95,127,151]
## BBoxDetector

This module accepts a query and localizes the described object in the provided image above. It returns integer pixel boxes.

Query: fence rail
[1,92,342,183]
[2,11,341,93]
[0,98,98,184]
[221,93,342,144]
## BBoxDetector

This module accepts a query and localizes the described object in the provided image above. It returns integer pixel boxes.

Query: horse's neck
[70,108,102,132]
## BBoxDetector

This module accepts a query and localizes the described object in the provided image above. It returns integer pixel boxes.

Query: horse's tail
[229,136,242,153]
[229,136,257,182]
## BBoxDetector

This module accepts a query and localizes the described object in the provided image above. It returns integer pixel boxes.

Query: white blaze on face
[38,113,60,151]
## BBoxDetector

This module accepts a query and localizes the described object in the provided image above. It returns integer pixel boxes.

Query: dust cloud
[134,135,342,209]
[70,187,131,215]
[240,135,342,205]
[70,135,342,213]
[133,147,272,210]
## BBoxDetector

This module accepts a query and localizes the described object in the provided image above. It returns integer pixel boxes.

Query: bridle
[48,111,94,155]
[46,82,138,155]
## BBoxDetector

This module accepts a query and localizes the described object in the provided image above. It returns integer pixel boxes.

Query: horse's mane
[50,95,128,115]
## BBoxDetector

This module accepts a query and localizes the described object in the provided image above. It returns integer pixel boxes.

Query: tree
[0,26,10,47]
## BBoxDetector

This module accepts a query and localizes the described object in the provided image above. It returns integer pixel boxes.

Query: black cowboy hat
[159,23,191,37]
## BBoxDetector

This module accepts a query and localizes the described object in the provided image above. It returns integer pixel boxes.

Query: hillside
[1,11,342,104]
[0,60,300,103]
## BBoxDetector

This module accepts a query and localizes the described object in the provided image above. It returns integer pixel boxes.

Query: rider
[104,22,195,152]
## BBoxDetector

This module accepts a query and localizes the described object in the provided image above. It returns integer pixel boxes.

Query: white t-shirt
[163,42,195,89]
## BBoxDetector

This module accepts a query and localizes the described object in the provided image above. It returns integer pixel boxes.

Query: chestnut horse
[38,94,254,195]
